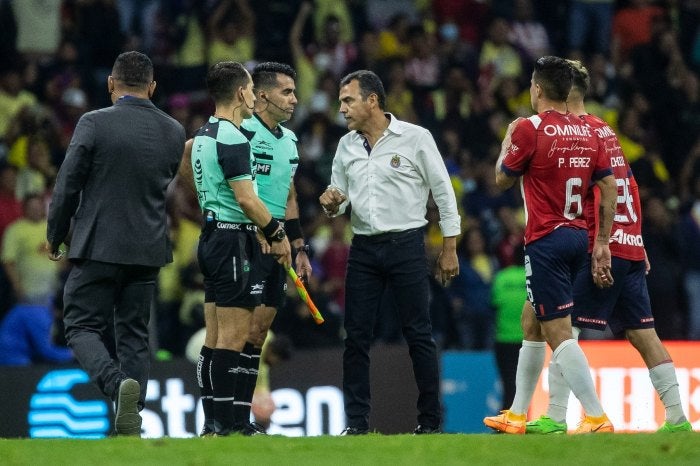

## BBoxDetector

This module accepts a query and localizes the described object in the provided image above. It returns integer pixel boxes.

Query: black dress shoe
[340,426,369,435]
[413,425,442,434]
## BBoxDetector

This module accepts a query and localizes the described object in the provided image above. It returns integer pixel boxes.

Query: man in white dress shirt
[319,70,461,435]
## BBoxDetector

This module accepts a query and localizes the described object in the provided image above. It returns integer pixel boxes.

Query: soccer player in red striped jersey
[484,56,618,434]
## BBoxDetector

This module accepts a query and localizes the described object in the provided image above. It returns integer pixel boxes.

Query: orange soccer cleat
[483,410,527,434]
[573,414,614,434]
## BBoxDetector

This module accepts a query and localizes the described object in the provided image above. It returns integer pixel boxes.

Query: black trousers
[63,260,158,409]
[343,228,441,430]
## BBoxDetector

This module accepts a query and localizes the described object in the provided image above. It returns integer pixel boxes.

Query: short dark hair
[111,51,153,88]
[339,70,386,110]
[206,61,249,104]
[252,62,296,91]
[533,56,573,102]
[566,59,590,97]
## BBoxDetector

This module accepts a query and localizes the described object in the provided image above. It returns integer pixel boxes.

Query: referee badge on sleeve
[390,155,401,168]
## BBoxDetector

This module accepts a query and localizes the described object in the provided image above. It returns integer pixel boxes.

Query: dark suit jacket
[47,97,186,267]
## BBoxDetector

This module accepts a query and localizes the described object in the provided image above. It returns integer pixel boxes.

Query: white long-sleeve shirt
[329,114,461,237]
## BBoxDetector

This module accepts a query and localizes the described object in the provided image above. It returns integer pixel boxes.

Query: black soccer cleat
[413,424,442,435]
[339,426,369,436]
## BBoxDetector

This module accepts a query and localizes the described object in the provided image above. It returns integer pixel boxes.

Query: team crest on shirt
[390,155,401,168]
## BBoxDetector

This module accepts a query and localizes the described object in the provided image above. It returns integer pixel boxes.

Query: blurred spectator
[612,0,666,66]
[435,14,479,76]
[290,1,319,108]
[13,0,62,61]
[509,0,551,64]
[295,92,347,182]
[642,195,687,339]
[384,59,418,124]
[494,205,524,267]
[448,227,496,349]
[1,193,61,306]
[478,17,523,94]
[376,13,412,60]
[116,0,160,53]
[351,29,382,75]
[67,0,125,108]
[463,159,521,243]
[404,24,441,127]
[405,25,441,90]
[55,86,89,152]
[207,0,255,66]
[306,13,358,80]
[0,163,22,241]
[0,65,38,142]
[251,0,303,64]
[15,136,56,200]
[432,0,489,47]
[460,92,501,160]
[36,39,83,108]
[367,0,419,31]
[566,0,614,59]
[0,162,22,318]
[0,301,73,366]
[437,126,470,177]
[167,92,192,129]
[312,0,355,46]
[585,52,620,108]
[157,0,209,93]
[493,76,531,118]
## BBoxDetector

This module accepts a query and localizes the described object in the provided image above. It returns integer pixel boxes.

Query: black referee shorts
[198,228,264,309]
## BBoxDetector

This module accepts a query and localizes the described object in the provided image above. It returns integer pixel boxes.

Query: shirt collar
[253,113,283,138]
[353,112,403,140]
[385,113,404,135]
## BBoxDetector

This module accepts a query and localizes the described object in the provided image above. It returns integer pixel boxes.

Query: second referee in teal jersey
[191,62,291,436]
[230,62,313,433]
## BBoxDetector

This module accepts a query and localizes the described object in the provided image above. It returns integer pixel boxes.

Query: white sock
[546,359,570,423]
[510,340,547,415]
[649,362,687,424]
[546,327,579,423]
[552,339,604,417]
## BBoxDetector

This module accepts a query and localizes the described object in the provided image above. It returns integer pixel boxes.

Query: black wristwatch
[296,244,310,255]
[269,228,287,242]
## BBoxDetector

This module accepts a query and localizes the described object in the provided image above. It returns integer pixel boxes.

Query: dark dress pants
[63,260,158,409]
[343,228,441,430]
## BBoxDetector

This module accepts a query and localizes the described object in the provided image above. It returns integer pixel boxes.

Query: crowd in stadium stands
[0,0,699,364]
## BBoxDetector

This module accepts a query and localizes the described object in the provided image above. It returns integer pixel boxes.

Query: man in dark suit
[46,51,186,437]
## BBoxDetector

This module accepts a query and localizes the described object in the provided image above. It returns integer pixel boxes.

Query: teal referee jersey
[192,116,257,223]
[241,114,299,219]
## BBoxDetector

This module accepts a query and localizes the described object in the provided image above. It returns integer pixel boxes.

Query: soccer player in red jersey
[484,56,618,434]
[524,60,692,434]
